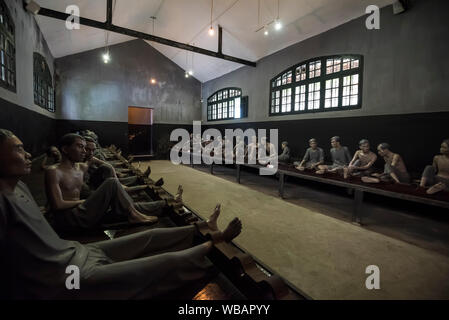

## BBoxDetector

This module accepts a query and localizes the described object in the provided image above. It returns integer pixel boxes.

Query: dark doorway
[128,106,153,155]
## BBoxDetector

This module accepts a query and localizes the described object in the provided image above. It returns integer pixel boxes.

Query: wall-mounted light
[150,78,156,84]
[185,72,189,78]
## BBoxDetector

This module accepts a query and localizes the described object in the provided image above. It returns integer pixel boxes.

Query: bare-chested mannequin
[295,138,324,171]
[420,139,449,194]
[361,143,410,184]
[344,139,377,179]
[44,133,163,229]
[0,129,243,299]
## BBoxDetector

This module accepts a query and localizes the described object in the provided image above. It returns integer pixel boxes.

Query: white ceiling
[34,0,394,82]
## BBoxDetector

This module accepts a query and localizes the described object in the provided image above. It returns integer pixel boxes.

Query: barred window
[207,88,242,121]
[0,0,15,92]
[33,52,55,112]
[270,55,363,116]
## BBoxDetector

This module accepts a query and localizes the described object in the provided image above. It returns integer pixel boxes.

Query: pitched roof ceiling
[34,0,394,82]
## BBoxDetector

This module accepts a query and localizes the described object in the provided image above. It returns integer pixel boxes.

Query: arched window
[0,0,16,92]
[270,55,363,116]
[33,52,55,112]
[207,88,243,121]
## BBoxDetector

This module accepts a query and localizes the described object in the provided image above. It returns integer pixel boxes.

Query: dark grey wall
[205,112,449,174]
[202,0,449,124]
[54,39,202,154]
[56,39,202,124]
[0,97,56,157]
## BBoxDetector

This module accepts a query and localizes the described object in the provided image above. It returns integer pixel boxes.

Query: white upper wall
[34,0,394,82]
[0,0,55,118]
[201,0,449,124]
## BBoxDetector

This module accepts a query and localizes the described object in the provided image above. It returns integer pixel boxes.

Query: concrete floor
[142,160,449,300]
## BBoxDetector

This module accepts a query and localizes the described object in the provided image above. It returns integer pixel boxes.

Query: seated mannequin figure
[0,129,242,299]
[223,137,234,161]
[41,146,62,170]
[316,136,351,174]
[361,143,410,184]
[81,136,150,198]
[278,141,290,163]
[294,138,324,171]
[80,129,106,161]
[258,137,277,165]
[344,139,377,179]
[246,135,259,164]
[233,139,247,163]
[214,135,224,159]
[191,133,202,158]
[202,135,212,147]
[187,133,194,149]
[420,139,449,195]
[44,133,172,230]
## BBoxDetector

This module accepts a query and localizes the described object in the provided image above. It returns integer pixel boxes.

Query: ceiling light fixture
[274,0,282,31]
[264,26,269,36]
[255,0,270,36]
[102,0,116,63]
[188,45,195,76]
[274,19,282,30]
[102,51,110,63]
[150,16,156,35]
[185,50,190,79]
[208,26,215,36]
[208,0,214,36]
[150,78,156,84]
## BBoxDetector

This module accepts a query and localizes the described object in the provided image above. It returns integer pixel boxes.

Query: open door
[128,106,153,156]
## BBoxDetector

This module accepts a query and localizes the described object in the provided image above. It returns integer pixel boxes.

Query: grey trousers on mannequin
[120,175,139,186]
[81,165,140,199]
[55,178,165,229]
[350,159,374,177]
[90,164,137,188]
[76,225,216,299]
[422,165,449,188]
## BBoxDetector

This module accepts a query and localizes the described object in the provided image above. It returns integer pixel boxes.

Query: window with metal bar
[33,52,55,112]
[0,0,15,92]
[207,87,243,121]
[270,55,363,116]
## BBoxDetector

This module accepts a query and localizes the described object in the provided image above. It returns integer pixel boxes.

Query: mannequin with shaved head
[316,136,352,175]
[361,143,410,184]
[0,129,242,299]
[344,139,377,179]
[295,138,324,171]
